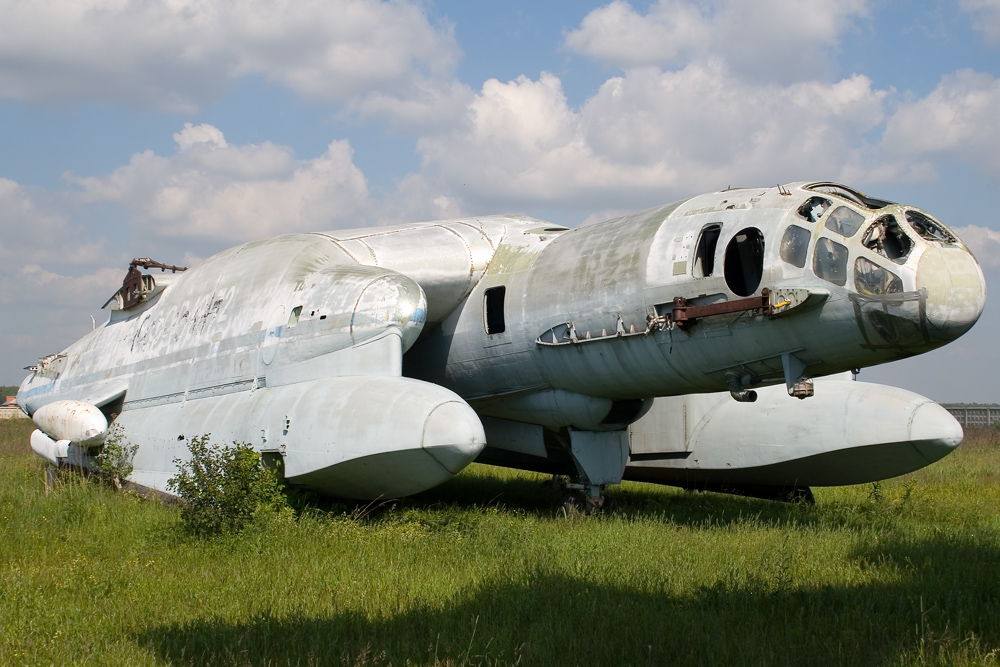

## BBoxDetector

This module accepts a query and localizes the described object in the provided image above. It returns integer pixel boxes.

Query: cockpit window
[824,206,865,237]
[780,224,811,268]
[854,257,903,295]
[805,183,894,210]
[797,196,832,223]
[814,237,848,286]
[905,210,958,245]
[862,215,913,264]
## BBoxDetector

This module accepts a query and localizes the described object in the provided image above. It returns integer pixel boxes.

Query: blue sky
[1,0,998,402]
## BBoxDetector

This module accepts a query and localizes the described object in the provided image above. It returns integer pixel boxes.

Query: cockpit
[681,181,984,353]
[779,183,966,298]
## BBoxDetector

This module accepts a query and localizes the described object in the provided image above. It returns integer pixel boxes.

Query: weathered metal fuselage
[17,182,985,499]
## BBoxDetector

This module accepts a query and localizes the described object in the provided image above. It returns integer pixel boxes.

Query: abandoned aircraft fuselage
[17,182,986,500]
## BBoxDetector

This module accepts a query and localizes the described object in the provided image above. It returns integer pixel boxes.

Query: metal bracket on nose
[672,289,773,330]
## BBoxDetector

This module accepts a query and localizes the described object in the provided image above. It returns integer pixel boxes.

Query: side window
[723,227,764,297]
[797,196,832,223]
[693,223,722,277]
[814,238,849,286]
[825,206,865,237]
[854,257,903,295]
[862,215,913,264]
[484,286,506,334]
[287,306,302,328]
[779,225,811,268]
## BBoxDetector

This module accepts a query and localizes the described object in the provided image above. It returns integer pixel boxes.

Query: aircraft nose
[915,245,986,343]
[421,401,487,474]
[908,401,963,464]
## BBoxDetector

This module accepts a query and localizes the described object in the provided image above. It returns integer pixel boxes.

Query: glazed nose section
[916,245,986,343]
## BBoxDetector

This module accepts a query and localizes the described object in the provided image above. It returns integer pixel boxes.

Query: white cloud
[961,0,1000,44]
[0,178,122,381]
[564,0,869,82]
[563,0,709,69]
[954,224,1000,271]
[0,178,108,268]
[860,70,1000,182]
[345,79,476,132]
[415,65,886,211]
[67,125,371,242]
[0,0,460,113]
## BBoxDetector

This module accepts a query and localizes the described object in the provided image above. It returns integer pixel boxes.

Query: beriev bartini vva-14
[17,182,986,507]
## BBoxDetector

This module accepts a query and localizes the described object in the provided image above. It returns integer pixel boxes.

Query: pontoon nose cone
[422,401,487,474]
[908,401,963,464]
[916,246,987,343]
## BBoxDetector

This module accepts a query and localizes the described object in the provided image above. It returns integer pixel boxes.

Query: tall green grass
[2,418,999,666]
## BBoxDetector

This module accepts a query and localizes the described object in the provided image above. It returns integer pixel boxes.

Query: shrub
[168,435,289,536]
[95,423,138,491]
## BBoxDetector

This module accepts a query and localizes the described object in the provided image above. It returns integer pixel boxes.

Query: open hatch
[102,258,187,311]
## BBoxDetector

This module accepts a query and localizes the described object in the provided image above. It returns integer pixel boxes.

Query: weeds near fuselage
[3,419,1000,666]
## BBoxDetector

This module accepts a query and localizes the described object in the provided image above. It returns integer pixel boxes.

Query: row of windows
[484,192,931,335]
[693,224,765,297]
[780,224,903,294]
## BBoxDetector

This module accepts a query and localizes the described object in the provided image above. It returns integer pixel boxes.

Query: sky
[1,0,999,402]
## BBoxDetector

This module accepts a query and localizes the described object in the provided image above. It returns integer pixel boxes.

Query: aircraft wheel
[785,486,815,504]
[601,494,618,513]
[561,494,584,515]
[543,475,567,490]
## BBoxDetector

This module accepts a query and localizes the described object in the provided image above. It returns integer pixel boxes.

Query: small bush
[168,435,289,536]
[95,423,138,491]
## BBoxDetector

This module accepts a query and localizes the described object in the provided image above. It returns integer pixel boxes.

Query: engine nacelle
[626,377,963,488]
[31,399,108,446]
[30,429,71,466]
[116,376,486,499]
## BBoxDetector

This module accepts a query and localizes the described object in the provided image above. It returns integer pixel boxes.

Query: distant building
[942,404,1000,428]
[0,397,25,419]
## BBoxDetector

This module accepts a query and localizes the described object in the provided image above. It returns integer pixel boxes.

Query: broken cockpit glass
[805,183,894,210]
[780,224,811,268]
[905,210,958,245]
[824,206,865,237]
[814,237,849,286]
[862,215,913,264]
[854,257,903,295]
[797,196,831,223]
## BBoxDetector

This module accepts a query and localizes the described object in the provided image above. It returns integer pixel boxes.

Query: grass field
[2,417,999,666]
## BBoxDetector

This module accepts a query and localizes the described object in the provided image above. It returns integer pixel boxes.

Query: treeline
[0,387,18,398]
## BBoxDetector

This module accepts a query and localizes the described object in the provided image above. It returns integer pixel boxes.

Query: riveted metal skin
[17,183,985,500]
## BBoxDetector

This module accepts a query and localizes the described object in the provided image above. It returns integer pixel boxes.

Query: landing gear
[600,494,618,513]
[561,493,584,514]
[559,490,618,514]
[567,428,628,508]
[548,428,629,514]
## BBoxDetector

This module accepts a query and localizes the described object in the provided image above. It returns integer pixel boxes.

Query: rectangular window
[814,237,849,286]
[693,224,721,277]
[780,224,810,268]
[484,286,506,334]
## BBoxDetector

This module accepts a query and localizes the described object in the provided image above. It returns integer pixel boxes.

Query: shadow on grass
[383,465,879,532]
[138,534,1000,667]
